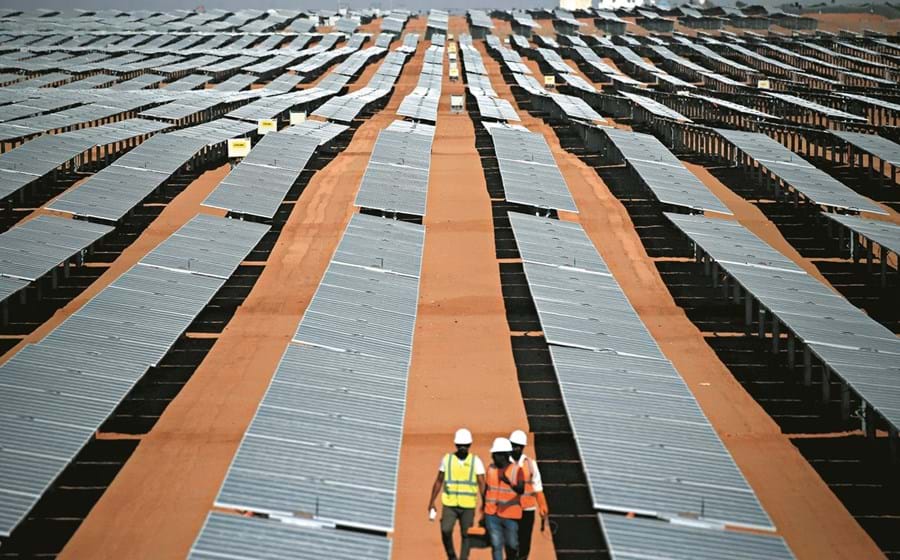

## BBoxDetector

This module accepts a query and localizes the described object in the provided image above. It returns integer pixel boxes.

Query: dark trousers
[440,506,475,560]
[518,510,535,559]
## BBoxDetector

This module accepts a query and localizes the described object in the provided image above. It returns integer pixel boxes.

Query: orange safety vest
[519,456,537,510]
[484,462,523,519]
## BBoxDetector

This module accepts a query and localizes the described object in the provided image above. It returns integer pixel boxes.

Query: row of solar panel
[0,214,269,537]
[195,213,426,558]
[507,211,795,557]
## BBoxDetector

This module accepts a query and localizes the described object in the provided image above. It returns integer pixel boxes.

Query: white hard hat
[509,430,528,447]
[454,428,473,445]
[490,437,513,454]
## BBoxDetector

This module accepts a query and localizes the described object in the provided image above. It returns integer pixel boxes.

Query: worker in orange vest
[429,428,486,560]
[509,430,549,559]
[483,437,524,560]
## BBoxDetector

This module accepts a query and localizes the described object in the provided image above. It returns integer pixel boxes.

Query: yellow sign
[757,79,771,90]
[544,75,556,87]
[289,112,307,125]
[257,119,277,135]
[448,33,455,41]
[449,67,459,79]
[448,43,457,53]
[227,138,252,158]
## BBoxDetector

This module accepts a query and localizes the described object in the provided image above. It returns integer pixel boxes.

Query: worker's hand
[428,501,435,515]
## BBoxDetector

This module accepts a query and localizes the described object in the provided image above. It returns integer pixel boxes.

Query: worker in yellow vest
[484,437,525,560]
[509,430,549,559]
[429,428,486,560]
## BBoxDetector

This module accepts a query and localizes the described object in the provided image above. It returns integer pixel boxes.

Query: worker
[483,437,524,560]
[429,428,486,560]
[509,430,548,560]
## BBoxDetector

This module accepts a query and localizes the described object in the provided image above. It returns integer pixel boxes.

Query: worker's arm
[475,474,486,520]
[532,460,549,518]
[501,468,525,494]
[429,471,444,513]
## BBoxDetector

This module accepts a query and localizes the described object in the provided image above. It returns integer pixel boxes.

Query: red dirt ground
[391,16,556,560]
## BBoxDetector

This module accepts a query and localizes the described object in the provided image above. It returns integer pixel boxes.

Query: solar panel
[715,128,886,215]
[225,89,333,122]
[203,132,319,219]
[831,130,900,167]
[468,9,494,29]
[190,513,391,560]
[49,119,254,222]
[508,213,777,531]
[666,213,900,434]
[822,213,900,263]
[212,73,257,92]
[0,117,171,201]
[214,214,423,533]
[354,121,435,216]
[599,514,794,560]
[602,127,732,215]
[549,92,606,123]
[836,92,900,113]
[0,215,269,538]
[766,92,867,122]
[621,91,692,122]
[0,215,112,288]
[487,127,578,213]
[313,87,392,123]
[165,73,211,91]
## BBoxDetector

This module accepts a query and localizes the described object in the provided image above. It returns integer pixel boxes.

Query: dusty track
[391,17,555,560]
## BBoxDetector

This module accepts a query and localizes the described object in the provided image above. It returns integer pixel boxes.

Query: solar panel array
[354,120,435,216]
[397,45,443,122]
[715,128,887,215]
[48,118,255,222]
[0,214,269,537]
[459,37,520,122]
[190,512,392,560]
[666,213,900,435]
[209,213,423,550]
[600,514,794,560]
[824,213,900,258]
[202,131,320,219]
[312,47,412,123]
[487,126,578,213]
[468,9,494,29]
[601,127,732,215]
[0,117,170,200]
[508,212,778,532]
[621,91,692,122]
[831,130,900,167]
[0,215,113,303]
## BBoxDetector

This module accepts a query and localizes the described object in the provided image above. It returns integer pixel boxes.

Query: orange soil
[476,34,884,560]
[58,25,427,560]
[808,13,900,34]
[391,17,555,560]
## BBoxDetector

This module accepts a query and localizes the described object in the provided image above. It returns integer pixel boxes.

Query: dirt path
[58,34,426,560]
[477,33,884,560]
[392,17,556,560]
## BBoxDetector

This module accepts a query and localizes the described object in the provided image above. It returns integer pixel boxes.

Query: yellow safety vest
[441,453,479,509]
